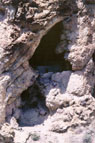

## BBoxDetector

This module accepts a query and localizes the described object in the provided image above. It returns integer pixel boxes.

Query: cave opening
[18,82,49,126]
[18,22,72,126]
[29,21,72,73]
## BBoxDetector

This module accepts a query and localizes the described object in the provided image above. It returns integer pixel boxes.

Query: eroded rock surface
[0,0,67,123]
[0,0,95,143]
[0,123,14,143]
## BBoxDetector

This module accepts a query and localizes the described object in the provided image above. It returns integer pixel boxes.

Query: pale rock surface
[0,123,14,143]
[0,0,95,143]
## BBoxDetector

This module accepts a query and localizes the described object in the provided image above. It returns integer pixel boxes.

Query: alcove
[18,21,72,126]
[29,21,72,73]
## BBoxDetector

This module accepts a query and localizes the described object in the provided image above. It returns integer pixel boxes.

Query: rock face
[0,0,95,143]
[0,123,14,143]
[0,0,66,123]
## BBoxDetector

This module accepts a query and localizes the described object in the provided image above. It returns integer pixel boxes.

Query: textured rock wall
[0,0,77,124]
[0,0,95,142]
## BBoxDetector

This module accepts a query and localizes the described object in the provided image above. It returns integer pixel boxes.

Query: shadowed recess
[29,21,72,73]
[19,83,49,126]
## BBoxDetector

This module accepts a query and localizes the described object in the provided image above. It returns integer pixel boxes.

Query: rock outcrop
[0,0,67,123]
[0,0,95,143]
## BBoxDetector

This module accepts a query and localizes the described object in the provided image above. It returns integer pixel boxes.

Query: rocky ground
[0,0,95,142]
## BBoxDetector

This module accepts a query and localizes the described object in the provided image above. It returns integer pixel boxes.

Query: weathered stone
[0,123,14,143]
[0,0,95,143]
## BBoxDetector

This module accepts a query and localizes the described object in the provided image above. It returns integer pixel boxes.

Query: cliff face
[0,0,76,124]
[0,0,95,142]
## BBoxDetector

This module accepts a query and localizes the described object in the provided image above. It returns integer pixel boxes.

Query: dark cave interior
[19,82,49,126]
[21,83,45,110]
[29,21,72,73]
